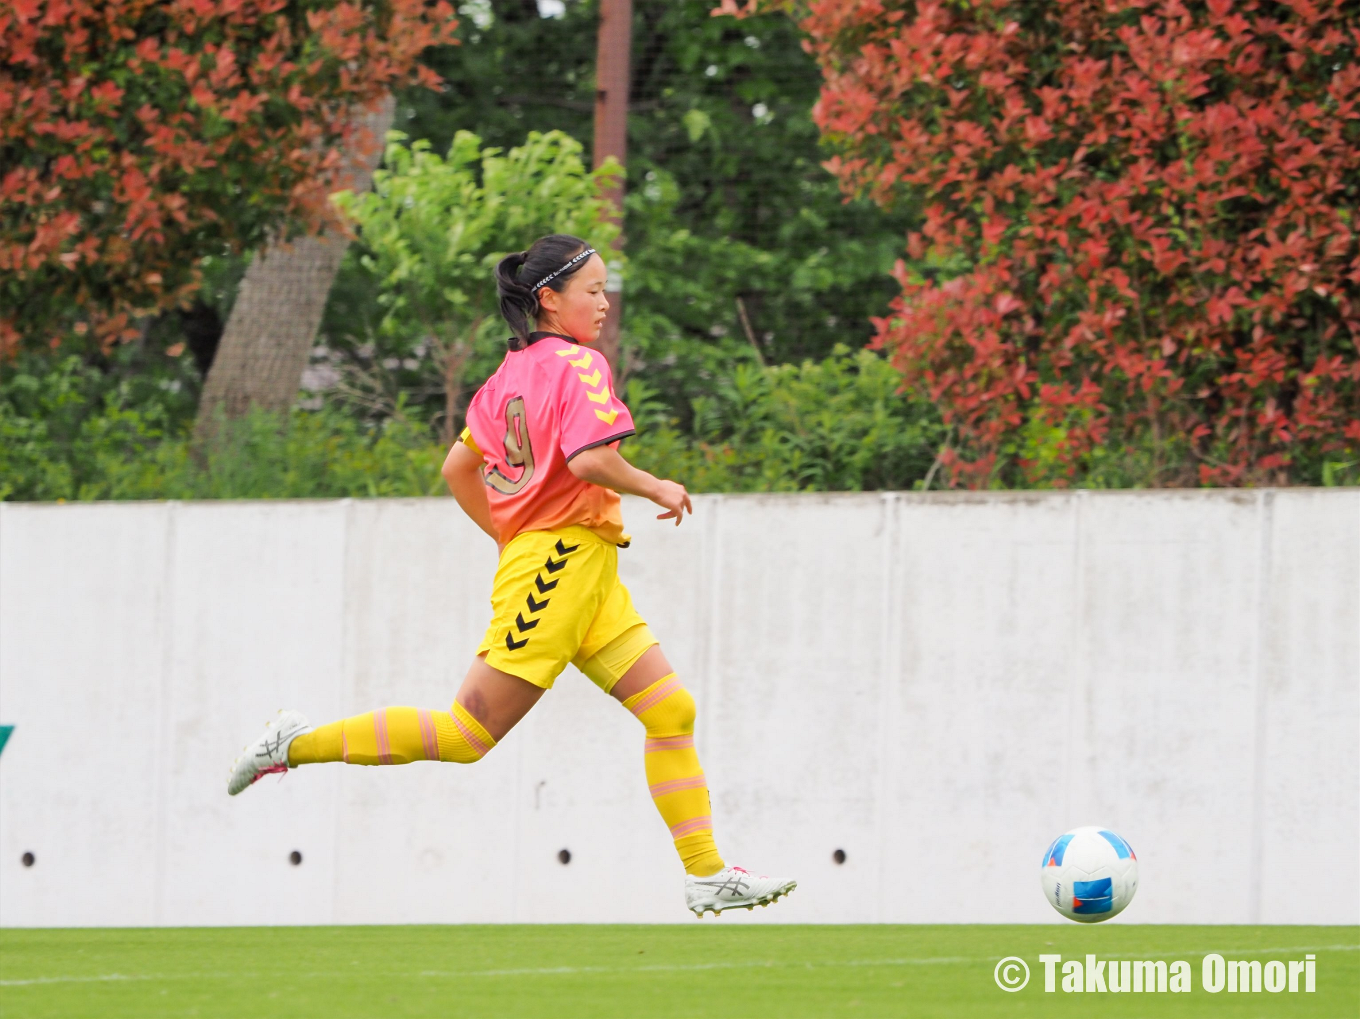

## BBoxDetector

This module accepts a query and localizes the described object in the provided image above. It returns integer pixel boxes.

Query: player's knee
[651,685,696,737]
[440,740,487,765]
[435,703,497,763]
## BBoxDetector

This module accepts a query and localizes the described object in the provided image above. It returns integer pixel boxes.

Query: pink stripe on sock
[451,710,489,759]
[416,709,438,761]
[649,774,708,798]
[342,727,349,764]
[645,734,694,754]
[668,814,713,839]
[373,710,391,765]
[629,675,682,717]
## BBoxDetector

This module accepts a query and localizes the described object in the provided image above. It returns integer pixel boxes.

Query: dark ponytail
[495,234,593,349]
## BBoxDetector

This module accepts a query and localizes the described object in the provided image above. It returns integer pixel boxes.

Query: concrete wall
[0,491,1355,927]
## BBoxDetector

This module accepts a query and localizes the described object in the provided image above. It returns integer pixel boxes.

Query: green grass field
[1,925,1355,1018]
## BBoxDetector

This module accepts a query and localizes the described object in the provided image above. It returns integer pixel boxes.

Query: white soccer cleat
[228,710,311,796]
[685,865,796,917]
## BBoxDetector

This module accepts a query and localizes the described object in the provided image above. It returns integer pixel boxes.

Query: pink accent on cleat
[248,763,289,787]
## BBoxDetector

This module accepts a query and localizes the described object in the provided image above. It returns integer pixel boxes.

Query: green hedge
[2,348,944,501]
[622,346,944,493]
[1,356,444,501]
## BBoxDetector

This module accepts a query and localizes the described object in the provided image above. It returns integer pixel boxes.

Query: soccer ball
[1040,826,1138,922]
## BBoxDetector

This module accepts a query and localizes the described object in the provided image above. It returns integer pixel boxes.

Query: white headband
[532,247,597,292]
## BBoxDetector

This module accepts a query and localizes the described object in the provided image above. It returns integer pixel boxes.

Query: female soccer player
[228,234,796,917]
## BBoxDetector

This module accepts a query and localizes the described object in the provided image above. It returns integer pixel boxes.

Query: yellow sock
[623,674,725,877]
[288,703,494,766]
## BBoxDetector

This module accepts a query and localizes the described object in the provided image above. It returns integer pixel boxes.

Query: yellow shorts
[478,525,657,692]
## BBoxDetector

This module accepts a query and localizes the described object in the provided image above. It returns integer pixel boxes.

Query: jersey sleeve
[462,380,497,464]
[552,345,635,460]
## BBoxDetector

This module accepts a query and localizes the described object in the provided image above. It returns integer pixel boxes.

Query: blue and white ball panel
[1072,877,1113,914]
[1097,828,1136,859]
[1041,833,1075,867]
[1039,825,1139,923]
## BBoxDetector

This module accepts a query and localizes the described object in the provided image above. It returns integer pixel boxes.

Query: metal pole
[592,0,631,372]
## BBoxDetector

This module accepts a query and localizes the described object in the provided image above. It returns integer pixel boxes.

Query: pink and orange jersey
[461,332,635,546]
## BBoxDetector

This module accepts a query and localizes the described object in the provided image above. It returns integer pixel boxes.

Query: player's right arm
[568,445,693,525]
[442,437,500,543]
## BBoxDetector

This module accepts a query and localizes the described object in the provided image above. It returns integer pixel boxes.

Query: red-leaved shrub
[1,0,457,354]
[726,0,1360,485]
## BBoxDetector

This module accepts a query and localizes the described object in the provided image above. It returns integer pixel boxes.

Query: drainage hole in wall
[21,851,35,867]
[289,850,303,866]
[558,849,571,865]
[832,848,847,865]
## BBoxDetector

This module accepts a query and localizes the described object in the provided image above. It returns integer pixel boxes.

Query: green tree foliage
[325,129,619,440]
[339,0,911,421]
[1,0,947,501]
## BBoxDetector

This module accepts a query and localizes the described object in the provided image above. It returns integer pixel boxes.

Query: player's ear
[536,286,558,314]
